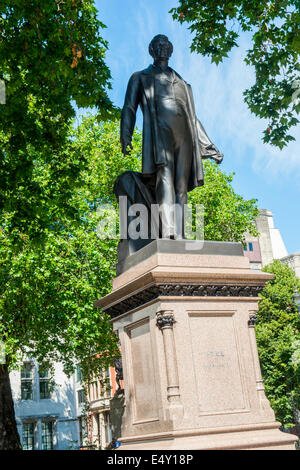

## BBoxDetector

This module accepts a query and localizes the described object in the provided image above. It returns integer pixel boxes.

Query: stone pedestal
[95,240,297,450]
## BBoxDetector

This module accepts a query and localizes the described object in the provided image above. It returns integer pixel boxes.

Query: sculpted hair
[148,34,173,58]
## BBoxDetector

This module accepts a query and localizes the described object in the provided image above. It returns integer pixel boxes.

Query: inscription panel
[128,320,159,422]
[189,312,246,414]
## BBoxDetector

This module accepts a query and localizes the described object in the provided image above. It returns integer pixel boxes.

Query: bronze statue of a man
[120,34,223,240]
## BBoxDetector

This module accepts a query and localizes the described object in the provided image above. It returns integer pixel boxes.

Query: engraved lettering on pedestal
[204,350,230,368]
[188,311,246,414]
[156,310,181,405]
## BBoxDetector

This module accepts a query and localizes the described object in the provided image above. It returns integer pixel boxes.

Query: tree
[0,119,142,450]
[255,260,300,428]
[170,1,300,149]
[0,0,117,243]
[189,161,259,242]
[0,1,118,449]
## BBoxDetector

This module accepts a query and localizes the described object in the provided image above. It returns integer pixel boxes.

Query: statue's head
[149,34,173,60]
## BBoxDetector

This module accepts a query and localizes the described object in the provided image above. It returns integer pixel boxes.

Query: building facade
[244,209,288,270]
[77,365,123,450]
[10,359,80,450]
[10,358,123,450]
[280,253,300,279]
[243,208,299,282]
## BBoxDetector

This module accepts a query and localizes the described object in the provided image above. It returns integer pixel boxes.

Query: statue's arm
[120,72,141,154]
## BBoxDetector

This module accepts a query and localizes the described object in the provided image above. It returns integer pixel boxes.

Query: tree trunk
[0,361,21,449]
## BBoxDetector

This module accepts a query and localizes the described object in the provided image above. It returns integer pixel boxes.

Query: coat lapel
[140,65,155,103]
[140,65,166,166]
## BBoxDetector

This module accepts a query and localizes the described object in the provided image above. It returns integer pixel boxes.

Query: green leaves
[0,0,118,242]
[256,260,300,427]
[189,161,259,243]
[170,1,299,148]
[0,118,142,379]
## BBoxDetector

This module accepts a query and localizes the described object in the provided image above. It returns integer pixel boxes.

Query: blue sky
[92,0,300,254]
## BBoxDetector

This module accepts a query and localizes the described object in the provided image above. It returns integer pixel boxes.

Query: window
[21,363,33,400]
[102,369,111,398]
[76,365,83,383]
[78,417,83,446]
[78,416,88,446]
[96,413,101,447]
[90,381,98,401]
[243,243,247,251]
[39,369,50,399]
[248,242,254,252]
[77,389,86,404]
[41,421,54,450]
[22,422,35,450]
[103,411,111,446]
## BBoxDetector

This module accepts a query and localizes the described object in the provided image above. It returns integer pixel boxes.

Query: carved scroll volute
[248,314,258,327]
[156,311,175,330]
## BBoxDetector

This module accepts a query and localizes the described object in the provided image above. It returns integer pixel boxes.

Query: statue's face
[151,37,172,60]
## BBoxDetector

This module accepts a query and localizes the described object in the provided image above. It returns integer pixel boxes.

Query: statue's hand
[121,138,133,155]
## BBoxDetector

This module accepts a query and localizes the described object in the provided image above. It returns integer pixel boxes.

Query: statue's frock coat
[121,65,222,192]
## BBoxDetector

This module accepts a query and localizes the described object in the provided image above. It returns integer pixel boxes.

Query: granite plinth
[116,239,243,275]
[95,241,297,450]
